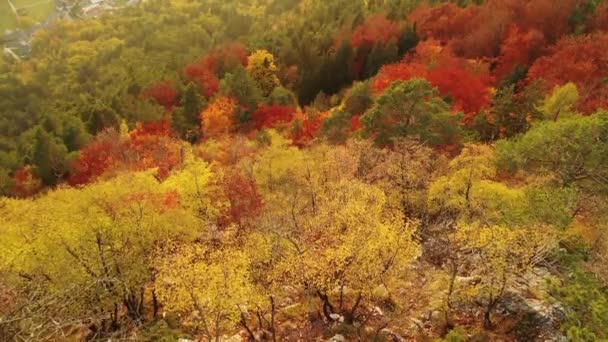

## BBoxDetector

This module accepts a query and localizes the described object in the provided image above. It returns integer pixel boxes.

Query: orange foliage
[527,33,608,114]
[198,136,257,166]
[200,97,237,139]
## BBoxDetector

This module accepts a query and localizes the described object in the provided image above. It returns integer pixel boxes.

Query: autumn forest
[1,0,608,341]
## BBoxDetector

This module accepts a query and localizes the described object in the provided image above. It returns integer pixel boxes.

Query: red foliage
[408,3,474,43]
[69,132,120,186]
[184,43,248,97]
[350,115,362,132]
[588,2,608,32]
[372,62,428,94]
[372,42,494,118]
[494,25,546,80]
[290,112,327,147]
[184,64,220,98]
[409,0,576,58]
[219,170,264,228]
[252,104,295,129]
[427,59,493,119]
[351,15,401,49]
[527,32,608,114]
[130,119,173,139]
[10,166,41,197]
[141,80,178,111]
[70,121,182,185]
[123,120,182,179]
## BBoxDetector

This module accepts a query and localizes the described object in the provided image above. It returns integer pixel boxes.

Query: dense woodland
[1,0,608,341]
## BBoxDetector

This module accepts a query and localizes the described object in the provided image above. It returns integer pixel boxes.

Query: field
[0,0,55,33]
[0,1,18,33]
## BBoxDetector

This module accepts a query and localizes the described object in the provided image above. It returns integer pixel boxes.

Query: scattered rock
[219,332,245,342]
[374,306,384,316]
[329,313,343,321]
[329,334,345,342]
[381,328,405,341]
[455,276,481,286]
[430,310,442,322]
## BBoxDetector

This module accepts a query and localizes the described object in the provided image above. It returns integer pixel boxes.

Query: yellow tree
[428,144,559,329]
[247,50,281,97]
[0,168,211,335]
[155,244,258,342]
[455,222,555,329]
[538,82,579,121]
[250,135,420,324]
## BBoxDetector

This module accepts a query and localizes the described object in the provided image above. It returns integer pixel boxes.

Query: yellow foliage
[156,244,257,340]
[247,49,280,96]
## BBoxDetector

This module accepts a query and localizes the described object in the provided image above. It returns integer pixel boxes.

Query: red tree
[10,166,42,197]
[408,0,575,59]
[372,61,428,94]
[351,15,401,49]
[290,111,328,147]
[588,2,608,32]
[184,64,219,98]
[251,104,295,129]
[493,25,546,80]
[527,32,608,114]
[427,59,493,119]
[123,120,182,179]
[70,121,182,185]
[219,170,264,228]
[69,131,121,186]
[184,43,248,98]
[372,41,494,118]
[141,80,179,111]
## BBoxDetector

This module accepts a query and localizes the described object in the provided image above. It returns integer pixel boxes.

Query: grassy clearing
[1,0,55,33]
[0,1,18,33]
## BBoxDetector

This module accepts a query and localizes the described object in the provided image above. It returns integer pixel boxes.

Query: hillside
[1,0,608,341]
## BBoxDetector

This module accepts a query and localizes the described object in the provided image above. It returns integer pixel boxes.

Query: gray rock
[381,328,405,341]
[329,313,343,321]
[329,334,345,342]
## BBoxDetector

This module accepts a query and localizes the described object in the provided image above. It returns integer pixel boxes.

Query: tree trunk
[317,290,335,321]
[270,295,277,342]
[345,292,362,324]
[152,289,159,319]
